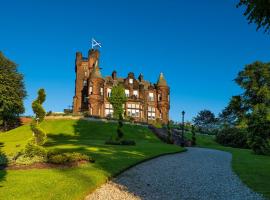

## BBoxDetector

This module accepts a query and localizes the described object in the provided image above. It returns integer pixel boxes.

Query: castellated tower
[73,48,170,124]
[73,49,100,114]
[156,73,170,123]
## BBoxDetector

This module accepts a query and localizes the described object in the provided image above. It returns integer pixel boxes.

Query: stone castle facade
[73,49,170,123]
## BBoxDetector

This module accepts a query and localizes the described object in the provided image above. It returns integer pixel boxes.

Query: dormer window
[129,79,133,84]
[125,89,130,97]
[133,90,138,97]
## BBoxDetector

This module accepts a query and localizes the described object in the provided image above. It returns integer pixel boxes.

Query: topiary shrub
[31,88,47,145]
[216,127,248,148]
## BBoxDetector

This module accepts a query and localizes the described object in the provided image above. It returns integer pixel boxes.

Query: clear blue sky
[1,0,270,121]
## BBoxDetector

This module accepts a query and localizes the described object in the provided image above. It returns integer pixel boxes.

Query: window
[129,79,133,84]
[158,94,162,101]
[149,92,154,101]
[133,90,138,97]
[83,96,88,103]
[105,104,113,116]
[83,80,87,86]
[100,87,104,96]
[107,88,111,97]
[125,89,130,97]
[148,106,155,119]
[89,86,93,95]
[127,103,140,117]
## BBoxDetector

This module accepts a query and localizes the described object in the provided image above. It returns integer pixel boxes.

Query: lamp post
[181,110,185,147]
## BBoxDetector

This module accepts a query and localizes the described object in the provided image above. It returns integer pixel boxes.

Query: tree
[108,85,127,119]
[193,110,217,134]
[0,52,27,131]
[237,0,270,33]
[235,61,270,154]
[218,95,247,128]
[31,89,46,145]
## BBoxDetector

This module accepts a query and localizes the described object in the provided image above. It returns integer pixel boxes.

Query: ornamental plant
[31,89,46,145]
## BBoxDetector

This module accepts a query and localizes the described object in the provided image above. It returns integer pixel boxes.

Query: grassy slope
[0,119,183,200]
[186,133,270,199]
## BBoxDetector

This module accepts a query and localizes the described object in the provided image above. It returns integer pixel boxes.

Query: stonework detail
[73,49,170,123]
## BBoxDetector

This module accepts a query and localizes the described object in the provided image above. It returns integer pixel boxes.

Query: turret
[88,59,104,116]
[156,72,170,123]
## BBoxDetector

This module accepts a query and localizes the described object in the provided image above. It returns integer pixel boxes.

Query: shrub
[47,152,92,164]
[31,89,47,145]
[15,155,45,165]
[24,142,47,158]
[105,140,136,146]
[30,122,46,145]
[120,140,136,145]
[216,127,248,148]
[0,151,8,166]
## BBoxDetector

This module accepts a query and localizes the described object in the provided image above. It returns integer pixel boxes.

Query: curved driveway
[86,147,264,200]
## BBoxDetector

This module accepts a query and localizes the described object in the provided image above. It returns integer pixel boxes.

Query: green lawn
[0,119,184,200]
[186,132,270,199]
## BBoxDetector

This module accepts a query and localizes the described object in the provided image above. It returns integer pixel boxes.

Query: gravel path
[86,147,264,200]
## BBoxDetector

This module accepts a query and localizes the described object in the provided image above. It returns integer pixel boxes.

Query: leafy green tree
[218,95,247,128]
[237,0,270,33]
[235,61,270,154]
[31,89,46,145]
[193,110,217,134]
[0,52,26,131]
[108,85,127,119]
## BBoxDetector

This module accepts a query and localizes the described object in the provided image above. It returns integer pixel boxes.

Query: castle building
[73,49,170,123]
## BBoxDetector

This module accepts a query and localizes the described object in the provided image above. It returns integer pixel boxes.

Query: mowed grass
[186,132,270,199]
[0,119,183,200]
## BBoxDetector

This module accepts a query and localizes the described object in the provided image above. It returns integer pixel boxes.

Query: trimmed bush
[105,139,136,146]
[216,127,248,148]
[120,140,136,145]
[47,152,92,164]
[15,155,45,165]
[24,142,47,158]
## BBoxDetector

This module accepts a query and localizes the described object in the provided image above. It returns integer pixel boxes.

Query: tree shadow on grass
[43,119,181,199]
[44,119,154,173]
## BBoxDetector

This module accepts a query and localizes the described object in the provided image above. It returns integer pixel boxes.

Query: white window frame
[133,90,138,97]
[148,106,155,119]
[107,88,112,97]
[89,86,93,95]
[127,103,140,117]
[129,79,133,84]
[105,103,113,116]
[149,92,154,101]
[125,89,130,97]
[100,87,104,96]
